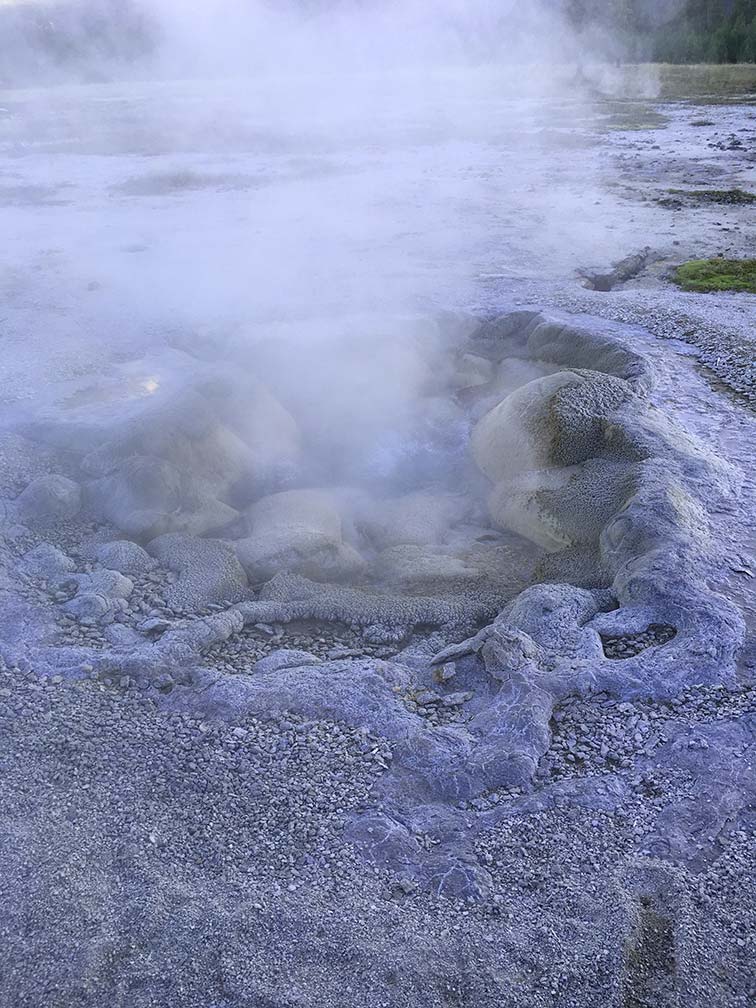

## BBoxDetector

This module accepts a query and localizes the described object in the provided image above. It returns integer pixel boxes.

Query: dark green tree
[565,0,756,64]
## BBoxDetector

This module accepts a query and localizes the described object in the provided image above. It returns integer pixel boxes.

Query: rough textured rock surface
[147,532,249,610]
[96,539,155,575]
[471,369,632,483]
[236,573,500,643]
[235,489,366,583]
[19,542,76,579]
[14,474,81,525]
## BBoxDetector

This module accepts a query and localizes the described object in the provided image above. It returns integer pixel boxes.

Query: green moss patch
[673,259,756,294]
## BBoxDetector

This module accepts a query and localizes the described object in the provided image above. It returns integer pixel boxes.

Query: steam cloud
[0,0,644,494]
[144,1,579,76]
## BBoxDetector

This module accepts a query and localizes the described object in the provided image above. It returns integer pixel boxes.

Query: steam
[0,0,649,498]
[145,1,577,77]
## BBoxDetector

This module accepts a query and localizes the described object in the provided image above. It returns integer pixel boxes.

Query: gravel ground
[0,659,753,1007]
[541,681,756,780]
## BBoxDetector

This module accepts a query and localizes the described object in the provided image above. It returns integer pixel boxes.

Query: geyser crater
[2,309,745,899]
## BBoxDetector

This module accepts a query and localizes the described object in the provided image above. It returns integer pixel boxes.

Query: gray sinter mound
[0,311,753,1007]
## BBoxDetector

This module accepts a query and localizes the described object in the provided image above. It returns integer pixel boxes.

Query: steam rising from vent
[144,1,580,77]
[0,0,667,513]
[0,0,638,86]
[0,0,694,90]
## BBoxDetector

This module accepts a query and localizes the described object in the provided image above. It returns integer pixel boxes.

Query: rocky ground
[1,637,754,1007]
[0,75,754,1007]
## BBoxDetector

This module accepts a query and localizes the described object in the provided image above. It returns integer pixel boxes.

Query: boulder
[86,456,238,540]
[79,386,244,486]
[235,489,365,583]
[147,533,248,610]
[16,475,81,525]
[96,540,155,576]
[451,353,494,391]
[86,456,181,537]
[81,569,134,600]
[471,369,631,485]
[160,658,417,741]
[62,592,123,624]
[19,543,76,580]
[359,491,472,550]
[471,370,636,549]
[486,469,574,552]
[487,460,636,553]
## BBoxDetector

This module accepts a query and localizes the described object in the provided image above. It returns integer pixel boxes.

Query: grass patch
[596,101,670,132]
[673,258,756,293]
[602,113,668,131]
[665,188,756,205]
[655,63,756,98]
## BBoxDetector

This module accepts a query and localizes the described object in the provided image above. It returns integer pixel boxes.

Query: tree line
[567,0,756,63]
